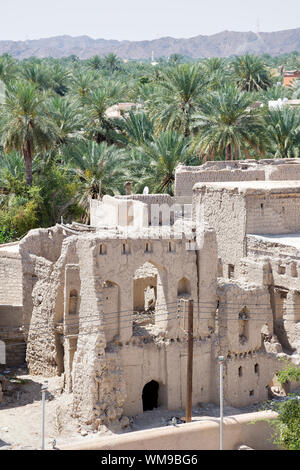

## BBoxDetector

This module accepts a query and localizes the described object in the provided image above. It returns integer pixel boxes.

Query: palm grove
[0,51,300,242]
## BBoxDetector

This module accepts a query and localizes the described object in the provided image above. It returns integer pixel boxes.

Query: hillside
[0,28,300,60]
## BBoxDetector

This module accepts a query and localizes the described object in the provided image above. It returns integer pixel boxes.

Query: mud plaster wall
[246,194,300,235]
[222,353,280,407]
[19,226,70,331]
[121,340,212,416]
[193,187,247,268]
[214,281,278,407]
[70,230,217,424]
[175,159,300,198]
[0,252,22,305]
[175,168,265,198]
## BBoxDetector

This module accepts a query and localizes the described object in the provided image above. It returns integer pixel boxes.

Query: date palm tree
[62,141,127,217]
[147,64,208,137]
[118,111,154,146]
[0,55,18,84]
[46,95,85,146]
[192,84,267,161]
[129,130,192,195]
[82,81,126,144]
[0,81,57,185]
[102,53,122,73]
[232,55,273,92]
[264,107,300,158]
[88,55,103,71]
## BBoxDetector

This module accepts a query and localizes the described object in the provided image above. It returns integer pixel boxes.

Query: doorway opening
[142,380,159,411]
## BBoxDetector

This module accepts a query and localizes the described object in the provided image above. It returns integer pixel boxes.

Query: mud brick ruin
[1,158,300,428]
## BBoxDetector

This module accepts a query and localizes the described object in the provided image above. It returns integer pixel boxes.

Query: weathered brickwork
[0,166,300,428]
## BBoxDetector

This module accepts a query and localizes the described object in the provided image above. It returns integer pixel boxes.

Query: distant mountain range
[0,28,300,60]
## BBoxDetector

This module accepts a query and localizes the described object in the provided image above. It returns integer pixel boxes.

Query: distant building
[283,70,300,87]
[105,102,142,119]
[268,98,300,110]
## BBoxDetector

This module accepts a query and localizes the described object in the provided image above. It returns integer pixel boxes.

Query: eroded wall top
[175,159,300,199]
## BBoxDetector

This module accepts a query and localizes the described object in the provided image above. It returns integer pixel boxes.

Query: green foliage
[264,107,300,158]
[263,395,300,450]
[192,83,266,161]
[0,226,14,243]
[0,51,299,240]
[261,361,300,450]
[276,359,300,386]
[232,54,273,92]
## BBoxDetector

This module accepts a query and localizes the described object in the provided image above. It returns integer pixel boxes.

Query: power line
[2,298,299,331]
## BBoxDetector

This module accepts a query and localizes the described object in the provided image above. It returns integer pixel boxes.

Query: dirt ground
[0,366,268,450]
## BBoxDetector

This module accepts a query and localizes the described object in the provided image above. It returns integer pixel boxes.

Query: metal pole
[186,299,194,423]
[218,356,225,450]
[41,382,48,450]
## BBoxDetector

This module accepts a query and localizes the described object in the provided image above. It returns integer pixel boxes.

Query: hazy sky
[1,0,300,42]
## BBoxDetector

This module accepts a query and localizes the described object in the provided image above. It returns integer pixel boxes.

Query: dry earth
[0,366,271,450]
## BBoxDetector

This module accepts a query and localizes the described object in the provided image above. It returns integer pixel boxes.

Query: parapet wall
[175,159,300,198]
[61,411,278,451]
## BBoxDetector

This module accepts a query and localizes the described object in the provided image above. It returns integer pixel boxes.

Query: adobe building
[0,160,300,428]
[283,70,300,87]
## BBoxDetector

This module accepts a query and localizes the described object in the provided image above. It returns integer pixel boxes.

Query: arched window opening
[142,380,159,411]
[238,366,243,377]
[133,263,158,314]
[133,262,167,334]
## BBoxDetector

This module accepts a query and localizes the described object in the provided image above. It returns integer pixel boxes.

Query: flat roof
[251,233,300,251]
[193,180,300,195]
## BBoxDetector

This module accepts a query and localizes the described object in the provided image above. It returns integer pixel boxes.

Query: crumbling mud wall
[71,238,126,428]
[25,233,78,376]
[214,281,280,407]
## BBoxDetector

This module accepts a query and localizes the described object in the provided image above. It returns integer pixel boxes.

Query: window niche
[278,264,286,275]
[122,242,130,255]
[228,264,235,279]
[168,241,175,253]
[291,262,298,278]
[238,307,249,344]
[69,290,78,315]
[145,242,152,254]
[99,243,107,255]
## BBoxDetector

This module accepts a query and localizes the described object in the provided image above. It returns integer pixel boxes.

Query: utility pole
[217,356,225,450]
[186,299,194,423]
[41,381,48,450]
